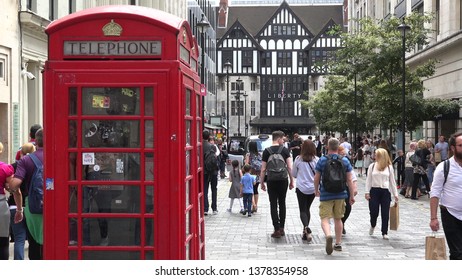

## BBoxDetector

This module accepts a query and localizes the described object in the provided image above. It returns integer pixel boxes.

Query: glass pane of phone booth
[68,86,155,259]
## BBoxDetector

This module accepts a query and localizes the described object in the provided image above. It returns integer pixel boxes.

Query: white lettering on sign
[64,41,162,56]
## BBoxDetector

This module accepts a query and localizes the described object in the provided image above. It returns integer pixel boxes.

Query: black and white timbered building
[216,0,343,136]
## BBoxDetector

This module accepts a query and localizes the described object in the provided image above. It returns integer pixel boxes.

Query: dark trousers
[242,193,253,214]
[267,180,289,230]
[295,188,315,231]
[368,188,391,235]
[441,206,462,260]
[397,169,404,186]
[411,173,430,199]
[342,197,352,225]
[26,226,43,260]
[203,172,218,212]
[0,237,9,260]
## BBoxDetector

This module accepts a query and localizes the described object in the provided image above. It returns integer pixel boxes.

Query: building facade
[348,0,462,142]
[0,0,215,162]
[216,0,343,137]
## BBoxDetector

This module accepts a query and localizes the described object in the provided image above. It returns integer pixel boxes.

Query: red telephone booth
[43,5,205,260]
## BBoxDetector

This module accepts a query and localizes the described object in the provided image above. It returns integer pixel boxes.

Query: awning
[250,117,316,127]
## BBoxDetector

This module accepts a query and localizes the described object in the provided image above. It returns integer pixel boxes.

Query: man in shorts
[314,138,356,255]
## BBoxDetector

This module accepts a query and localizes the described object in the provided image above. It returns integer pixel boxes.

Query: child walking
[240,164,256,217]
[354,148,364,176]
[227,160,244,213]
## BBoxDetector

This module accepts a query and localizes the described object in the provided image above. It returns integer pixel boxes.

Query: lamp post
[397,21,410,155]
[197,14,210,130]
[223,59,232,143]
[233,77,243,136]
[243,91,248,137]
[354,72,357,152]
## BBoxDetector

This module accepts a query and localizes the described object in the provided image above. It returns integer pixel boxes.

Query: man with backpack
[9,128,44,260]
[430,132,462,260]
[203,130,219,216]
[260,130,294,238]
[314,137,356,255]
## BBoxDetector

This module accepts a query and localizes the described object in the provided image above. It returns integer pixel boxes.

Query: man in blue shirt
[314,137,356,255]
[435,135,449,164]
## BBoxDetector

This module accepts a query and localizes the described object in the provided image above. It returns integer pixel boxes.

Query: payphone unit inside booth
[43,6,205,260]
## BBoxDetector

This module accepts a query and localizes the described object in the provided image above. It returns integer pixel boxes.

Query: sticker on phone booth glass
[82,153,95,165]
[116,158,124,173]
[92,95,110,108]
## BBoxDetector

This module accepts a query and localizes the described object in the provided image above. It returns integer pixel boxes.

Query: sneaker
[369,227,375,235]
[326,236,333,255]
[271,229,282,238]
[279,228,285,236]
[383,234,389,240]
[241,210,247,215]
[248,214,252,217]
[306,233,313,243]
[204,212,208,216]
[99,237,109,246]
[342,228,346,235]
[334,243,342,251]
[213,210,218,215]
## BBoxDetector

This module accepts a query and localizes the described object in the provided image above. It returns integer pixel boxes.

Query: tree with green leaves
[302,13,459,136]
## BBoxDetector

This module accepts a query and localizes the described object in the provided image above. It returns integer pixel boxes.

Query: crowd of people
[202,130,461,259]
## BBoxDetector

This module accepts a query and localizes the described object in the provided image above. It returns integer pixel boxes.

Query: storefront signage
[64,40,162,56]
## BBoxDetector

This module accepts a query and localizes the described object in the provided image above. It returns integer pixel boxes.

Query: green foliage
[303,13,459,134]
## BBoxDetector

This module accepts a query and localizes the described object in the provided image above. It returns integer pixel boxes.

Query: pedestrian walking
[260,130,294,238]
[240,164,256,217]
[314,138,356,255]
[291,139,318,242]
[227,160,244,213]
[430,131,462,260]
[365,148,399,240]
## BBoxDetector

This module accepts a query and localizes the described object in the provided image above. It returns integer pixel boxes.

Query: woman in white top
[292,140,319,242]
[402,142,417,197]
[365,148,399,240]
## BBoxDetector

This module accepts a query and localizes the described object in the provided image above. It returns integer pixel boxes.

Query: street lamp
[223,59,232,143]
[233,77,243,136]
[397,21,410,155]
[197,14,210,130]
[243,91,248,137]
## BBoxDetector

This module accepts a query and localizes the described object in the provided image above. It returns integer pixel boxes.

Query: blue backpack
[28,153,44,214]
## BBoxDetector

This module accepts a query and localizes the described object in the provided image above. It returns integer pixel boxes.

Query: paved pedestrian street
[205,175,440,260]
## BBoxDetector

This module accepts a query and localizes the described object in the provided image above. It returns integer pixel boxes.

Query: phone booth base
[43,5,205,260]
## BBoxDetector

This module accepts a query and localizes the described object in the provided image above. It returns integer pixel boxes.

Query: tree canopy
[302,13,460,135]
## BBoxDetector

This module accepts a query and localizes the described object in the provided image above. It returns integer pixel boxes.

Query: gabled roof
[305,18,343,50]
[216,3,343,40]
[218,20,263,50]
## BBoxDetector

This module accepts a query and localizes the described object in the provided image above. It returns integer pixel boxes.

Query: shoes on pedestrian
[226,208,231,213]
[326,236,333,255]
[334,243,342,251]
[204,211,208,216]
[306,233,313,243]
[240,209,247,215]
[382,234,389,240]
[279,228,285,236]
[342,228,346,235]
[99,237,109,246]
[271,229,282,238]
[411,197,418,200]
[248,214,252,217]
[369,227,375,235]
[213,210,218,215]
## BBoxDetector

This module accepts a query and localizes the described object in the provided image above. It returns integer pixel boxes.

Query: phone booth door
[46,69,174,259]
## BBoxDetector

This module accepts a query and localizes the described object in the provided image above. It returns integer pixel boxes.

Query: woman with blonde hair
[365,148,399,240]
[402,142,417,198]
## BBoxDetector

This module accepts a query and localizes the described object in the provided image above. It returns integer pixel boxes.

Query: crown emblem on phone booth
[102,20,123,36]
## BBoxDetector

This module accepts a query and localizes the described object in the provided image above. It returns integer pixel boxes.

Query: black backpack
[265,146,288,181]
[322,154,347,193]
[204,145,218,173]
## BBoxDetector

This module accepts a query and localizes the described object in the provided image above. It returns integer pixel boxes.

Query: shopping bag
[434,151,442,163]
[425,233,447,260]
[389,202,399,230]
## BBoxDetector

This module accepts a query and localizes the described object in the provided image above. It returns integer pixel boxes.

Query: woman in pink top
[0,142,15,259]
